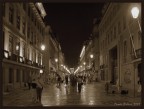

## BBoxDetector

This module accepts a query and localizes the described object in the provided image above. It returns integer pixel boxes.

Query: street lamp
[131,7,139,19]
[131,6,141,97]
[55,58,58,63]
[90,54,94,59]
[131,6,141,32]
[41,44,45,51]
[40,69,43,73]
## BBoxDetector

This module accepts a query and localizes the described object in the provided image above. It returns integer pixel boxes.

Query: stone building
[98,3,141,97]
[2,3,46,92]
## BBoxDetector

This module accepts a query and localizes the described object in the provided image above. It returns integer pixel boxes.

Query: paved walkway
[3,82,141,106]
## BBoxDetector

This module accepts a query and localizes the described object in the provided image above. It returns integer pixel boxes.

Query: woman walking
[31,78,37,103]
[36,77,44,103]
[77,76,83,93]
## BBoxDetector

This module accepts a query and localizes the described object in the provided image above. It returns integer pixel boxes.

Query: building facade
[98,3,141,97]
[2,3,46,92]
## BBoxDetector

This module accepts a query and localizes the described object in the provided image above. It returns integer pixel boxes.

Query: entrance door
[110,46,118,84]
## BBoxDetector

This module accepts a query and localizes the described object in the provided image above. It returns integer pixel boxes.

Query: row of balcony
[3,50,45,69]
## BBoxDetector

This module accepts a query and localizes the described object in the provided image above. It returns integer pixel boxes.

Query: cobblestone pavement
[3,82,141,106]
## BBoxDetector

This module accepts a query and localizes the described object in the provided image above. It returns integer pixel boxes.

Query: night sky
[43,3,104,67]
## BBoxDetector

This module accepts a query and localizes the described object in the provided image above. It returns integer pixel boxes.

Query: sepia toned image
[2,2,142,107]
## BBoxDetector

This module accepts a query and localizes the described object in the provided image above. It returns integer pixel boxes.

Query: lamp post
[131,6,141,97]
[131,7,141,32]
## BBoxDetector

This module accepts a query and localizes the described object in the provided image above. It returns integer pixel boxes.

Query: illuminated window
[16,40,20,55]
[22,43,26,57]
[9,35,13,55]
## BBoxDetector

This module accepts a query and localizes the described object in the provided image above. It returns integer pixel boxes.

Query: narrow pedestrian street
[3,82,141,106]
[2,2,142,107]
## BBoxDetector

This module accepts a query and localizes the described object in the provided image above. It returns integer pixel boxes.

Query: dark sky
[43,3,104,67]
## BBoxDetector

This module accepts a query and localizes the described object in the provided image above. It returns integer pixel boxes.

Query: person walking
[36,77,44,103]
[65,75,69,86]
[71,75,77,92]
[57,74,62,87]
[31,78,37,103]
[77,76,83,93]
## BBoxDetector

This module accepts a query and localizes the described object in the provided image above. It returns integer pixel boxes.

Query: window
[123,16,126,30]
[35,18,37,26]
[124,40,127,60]
[38,53,41,64]
[111,30,113,41]
[22,17,26,34]
[9,68,13,83]
[27,26,30,39]
[27,48,29,59]
[16,40,20,55]
[28,6,30,17]
[22,42,26,57]
[118,21,121,34]
[108,34,109,44]
[35,34,37,45]
[33,50,35,62]
[16,10,20,30]
[9,5,14,24]
[114,26,116,39]
[31,12,34,22]
[3,3,5,16]
[9,35,13,55]
[23,3,26,11]
[16,69,20,82]
[31,31,33,43]
[22,70,25,82]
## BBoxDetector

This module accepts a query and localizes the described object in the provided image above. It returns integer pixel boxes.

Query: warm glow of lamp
[131,7,139,19]
[16,45,19,50]
[40,69,43,73]
[4,52,8,58]
[20,57,23,62]
[41,44,45,50]
[55,58,58,62]
[83,62,86,65]
[90,54,94,58]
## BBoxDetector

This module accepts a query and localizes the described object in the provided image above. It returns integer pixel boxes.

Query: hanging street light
[41,44,45,51]
[131,7,139,19]
[131,6,141,32]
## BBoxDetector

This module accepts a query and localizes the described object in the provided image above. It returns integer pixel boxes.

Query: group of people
[27,76,44,103]
[56,74,85,93]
